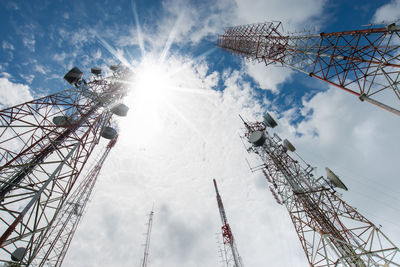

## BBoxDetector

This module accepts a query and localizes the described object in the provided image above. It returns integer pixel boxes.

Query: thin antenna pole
[213,179,243,267]
[141,208,154,267]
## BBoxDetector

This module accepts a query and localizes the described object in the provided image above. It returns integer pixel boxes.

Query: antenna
[239,113,400,266]
[213,179,244,267]
[141,207,154,267]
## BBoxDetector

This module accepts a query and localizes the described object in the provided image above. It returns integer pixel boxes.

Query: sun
[121,56,181,142]
[131,57,174,108]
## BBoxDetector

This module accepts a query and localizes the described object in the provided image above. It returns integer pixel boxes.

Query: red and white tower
[30,135,118,266]
[240,113,400,266]
[218,22,400,116]
[0,65,130,265]
[213,179,243,267]
[141,208,154,267]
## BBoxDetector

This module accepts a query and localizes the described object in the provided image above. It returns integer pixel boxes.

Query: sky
[0,0,400,266]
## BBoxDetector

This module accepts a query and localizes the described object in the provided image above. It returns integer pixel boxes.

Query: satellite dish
[110,65,119,71]
[91,67,102,76]
[11,247,26,262]
[64,67,83,85]
[283,139,296,152]
[111,103,129,117]
[100,126,117,140]
[263,112,277,128]
[326,167,348,191]
[249,130,266,146]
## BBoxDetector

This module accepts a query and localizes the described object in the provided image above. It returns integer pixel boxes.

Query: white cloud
[22,37,35,52]
[34,64,48,74]
[52,52,67,63]
[233,0,325,28]
[2,41,15,50]
[246,62,294,93]
[92,48,102,60]
[20,73,35,84]
[62,54,307,267]
[275,86,400,243]
[0,72,12,79]
[3,1,399,266]
[373,0,400,24]
[0,77,33,108]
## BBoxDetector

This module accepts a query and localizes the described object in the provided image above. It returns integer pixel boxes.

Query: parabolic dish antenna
[264,112,277,128]
[283,139,296,152]
[11,247,26,262]
[249,130,266,147]
[64,67,83,85]
[326,167,348,191]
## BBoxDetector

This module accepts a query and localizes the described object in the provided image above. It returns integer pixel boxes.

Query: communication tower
[30,135,118,266]
[213,179,243,267]
[0,65,130,265]
[240,113,400,266]
[141,208,154,267]
[218,22,400,116]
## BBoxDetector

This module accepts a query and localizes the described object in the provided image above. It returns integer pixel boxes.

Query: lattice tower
[218,22,400,116]
[213,179,243,267]
[30,135,118,266]
[141,208,154,267]
[0,65,130,265]
[241,114,400,266]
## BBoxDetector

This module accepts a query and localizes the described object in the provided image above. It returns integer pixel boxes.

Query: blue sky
[1,0,400,266]
[0,0,393,110]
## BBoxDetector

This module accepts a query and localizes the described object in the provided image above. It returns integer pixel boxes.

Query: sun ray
[166,47,218,77]
[131,0,145,57]
[159,13,183,64]
[169,86,216,96]
[94,33,135,70]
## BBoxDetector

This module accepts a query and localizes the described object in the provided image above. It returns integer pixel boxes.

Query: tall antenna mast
[213,179,243,267]
[141,208,154,267]
[240,113,399,266]
[217,22,400,116]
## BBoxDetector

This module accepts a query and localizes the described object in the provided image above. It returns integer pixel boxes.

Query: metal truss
[29,135,118,266]
[218,22,400,115]
[241,119,400,266]
[141,208,154,267]
[0,69,129,266]
[213,179,244,267]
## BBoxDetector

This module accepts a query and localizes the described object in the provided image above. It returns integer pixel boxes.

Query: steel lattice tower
[0,65,130,266]
[213,179,243,267]
[240,114,400,267]
[141,208,154,267]
[218,22,400,116]
[30,135,118,266]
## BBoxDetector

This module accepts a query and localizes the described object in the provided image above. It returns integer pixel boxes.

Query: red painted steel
[242,118,400,266]
[218,22,400,115]
[0,69,129,265]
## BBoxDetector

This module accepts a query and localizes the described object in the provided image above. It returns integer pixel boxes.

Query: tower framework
[141,208,154,267]
[241,115,400,266]
[0,66,130,265]
[30,135,118,266]
[213,179,243,267]
[218,22,400,115]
